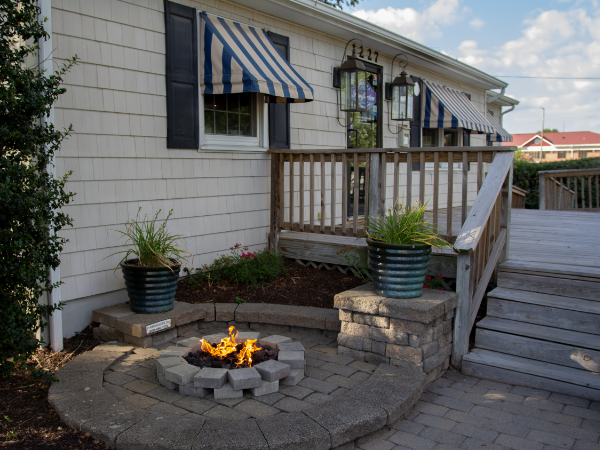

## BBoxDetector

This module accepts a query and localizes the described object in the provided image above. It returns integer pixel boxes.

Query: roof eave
[226,0,508,90]
[489,93,520,107]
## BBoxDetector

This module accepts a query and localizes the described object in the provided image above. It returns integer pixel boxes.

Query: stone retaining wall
[334,284,457,384]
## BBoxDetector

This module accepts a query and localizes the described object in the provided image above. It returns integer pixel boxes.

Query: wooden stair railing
[539,168,600,211]
[451,151,514,368]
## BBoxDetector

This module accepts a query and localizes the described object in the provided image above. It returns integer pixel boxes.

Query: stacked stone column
[334,284,457,384]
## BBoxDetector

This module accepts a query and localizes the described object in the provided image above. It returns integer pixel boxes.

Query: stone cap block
[257,411,330,450]
[285,306,337,330]
[213,382,244,400]
[259,304,293,326]
[113,302,207,337]
[201,333,228,345]
[176,337,202,348]
[194,368,228,389]
[254,360,291,382]
[277,342,305,352]
[334,284,384,315]
[160,346,189,358]
[259,335,292,348]
[235,303,267,323]
[215,303,238,322]
[155,356,187,376]
[236,331,260,343]
[92,303,136,328]
[228,367,262,390]
[164,363,201,386]
[378,290,457,324]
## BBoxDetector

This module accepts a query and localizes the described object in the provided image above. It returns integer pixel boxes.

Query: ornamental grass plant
[364,200,455,251]
[109,208,190,268]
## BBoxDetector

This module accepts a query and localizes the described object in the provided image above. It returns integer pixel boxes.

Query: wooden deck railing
[268,147,516,250]
[451,151,514,367]
[539,168,600,211]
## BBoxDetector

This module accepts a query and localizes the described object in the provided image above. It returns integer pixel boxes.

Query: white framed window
[199,92,268,151]
[424,127,465,170]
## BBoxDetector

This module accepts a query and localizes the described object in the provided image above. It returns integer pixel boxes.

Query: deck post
[452,251,475,368]
[499,163,513,265]
[539,172,546,210]
[368,152,385,218]
[269,153,281,252]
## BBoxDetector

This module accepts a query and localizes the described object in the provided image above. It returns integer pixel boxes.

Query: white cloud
[352,0,461,43]
[456,8,600,133]
[469,18,485,29]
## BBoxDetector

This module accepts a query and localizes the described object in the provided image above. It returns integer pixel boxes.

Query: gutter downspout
[486,87,505,104]
[39,0,63,352]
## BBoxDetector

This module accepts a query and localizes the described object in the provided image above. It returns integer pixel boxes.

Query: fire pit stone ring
[156,332,306,398]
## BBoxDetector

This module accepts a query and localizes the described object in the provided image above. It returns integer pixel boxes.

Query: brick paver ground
[359,371,600,450]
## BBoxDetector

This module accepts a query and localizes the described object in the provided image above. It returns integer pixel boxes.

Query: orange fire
[200,326,262,367]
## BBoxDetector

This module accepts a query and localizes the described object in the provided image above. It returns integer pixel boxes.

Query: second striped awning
[201,12,314,103]
[486,112,513,142]
[422,80,495,134]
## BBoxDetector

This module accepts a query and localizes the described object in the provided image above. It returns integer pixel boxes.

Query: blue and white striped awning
[422,80,495,134]
[200,12,314,103]
[486,112,513,142]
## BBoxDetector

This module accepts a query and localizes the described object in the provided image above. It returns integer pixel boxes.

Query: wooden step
[499,260,600,282]
[497,272,600,302]
[474,327,600,372]
[477,317,600,351]
[463,349,600,401]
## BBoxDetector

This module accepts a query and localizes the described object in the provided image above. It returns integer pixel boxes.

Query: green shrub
[0,1,76,376]
[513,157,600,209]
[188,244,288,288]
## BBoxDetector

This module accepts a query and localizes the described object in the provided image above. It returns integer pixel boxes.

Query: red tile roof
[503,131,600,147]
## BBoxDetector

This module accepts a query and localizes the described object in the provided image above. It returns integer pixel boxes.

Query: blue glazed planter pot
[121,258,181,314]
[367,239,432,299]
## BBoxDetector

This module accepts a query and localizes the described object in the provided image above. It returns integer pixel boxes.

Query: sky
[348,0,600,135]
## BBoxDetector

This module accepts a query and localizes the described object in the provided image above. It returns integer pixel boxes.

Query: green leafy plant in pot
[363,201,455,299]
[109,208,190,313]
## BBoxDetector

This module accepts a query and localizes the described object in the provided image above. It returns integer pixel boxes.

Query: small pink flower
[439,288,444,291]
[438,274,443,279]
[424,286,430,289]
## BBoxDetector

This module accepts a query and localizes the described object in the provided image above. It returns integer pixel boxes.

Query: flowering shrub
[338,246,370,283]
[188,244,287,288]
[424,273,445,291]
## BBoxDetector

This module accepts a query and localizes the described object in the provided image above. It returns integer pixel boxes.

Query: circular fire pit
[155,328,305,399]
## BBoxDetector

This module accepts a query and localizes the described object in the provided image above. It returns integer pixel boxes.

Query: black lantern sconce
[385,54,419,121]
[333,39,368,113]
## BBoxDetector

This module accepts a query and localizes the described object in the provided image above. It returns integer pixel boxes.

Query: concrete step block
[214,382,243,400]
[194,367,228,389]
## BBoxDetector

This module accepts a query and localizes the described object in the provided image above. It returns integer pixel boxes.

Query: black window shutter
[165,1,198,149]
[268,31,291,149]
[410,77,422,170]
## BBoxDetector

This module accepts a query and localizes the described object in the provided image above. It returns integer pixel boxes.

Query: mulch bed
[175,258,367,309]
[0,326,109,449]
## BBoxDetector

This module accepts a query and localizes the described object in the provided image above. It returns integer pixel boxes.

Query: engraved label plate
[146,319,171,335]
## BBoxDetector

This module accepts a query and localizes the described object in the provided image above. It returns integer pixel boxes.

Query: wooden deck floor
[508,209,600,276]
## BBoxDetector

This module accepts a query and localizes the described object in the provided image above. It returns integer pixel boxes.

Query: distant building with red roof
[503,131,600,162]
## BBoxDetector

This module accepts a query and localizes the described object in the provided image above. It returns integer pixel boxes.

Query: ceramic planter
[367,239,431,299]
[120,258,181,313]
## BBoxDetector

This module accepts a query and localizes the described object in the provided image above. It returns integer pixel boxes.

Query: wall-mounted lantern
[385,54,419,121]
[335,39,368,113]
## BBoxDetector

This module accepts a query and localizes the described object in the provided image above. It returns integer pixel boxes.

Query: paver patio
[358,371,600,450]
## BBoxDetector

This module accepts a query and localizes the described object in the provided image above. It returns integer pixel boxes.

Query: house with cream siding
[45,0,516,343]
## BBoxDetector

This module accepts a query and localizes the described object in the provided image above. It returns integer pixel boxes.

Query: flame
[200,326,262,367]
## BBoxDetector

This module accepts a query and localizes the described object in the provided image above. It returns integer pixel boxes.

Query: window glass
[347,72,378,149]
[204,93,255,136]
[422,128,438,147]
[443,129,457,146]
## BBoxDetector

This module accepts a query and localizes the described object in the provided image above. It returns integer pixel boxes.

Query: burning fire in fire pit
[184,326,279,370]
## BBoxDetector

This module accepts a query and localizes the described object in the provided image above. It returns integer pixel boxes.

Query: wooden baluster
[393,152,400,210]
[433,151,439,230]
[320,153,326,233]
[353,153,359,236]
[596,175,599,209]
[342,153,348,235]
[477,151,483,193]
[289,153,295,230]
[550,177,555,210]
[447,151,453,239]
[581,176,585,210]
[574,176,578,209]
[279,154,285,228]
[462,152,468,226]
[299,154,304,231]
[588,175,592,209]
[309,154,315,232]
[380,152,387,214]
[364,154,370,222]
[406,152,412,206]
[419,152,425,205]
[558,177,564,210]
[331,154,336,234]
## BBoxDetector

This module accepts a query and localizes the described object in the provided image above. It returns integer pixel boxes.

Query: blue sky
[348,0,600,134]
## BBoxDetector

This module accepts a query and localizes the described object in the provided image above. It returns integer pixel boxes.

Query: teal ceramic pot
[367,239,432,299]
[121,258,180,313]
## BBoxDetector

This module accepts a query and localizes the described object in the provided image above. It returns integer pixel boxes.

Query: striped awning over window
[422,80,495,134]
[200,12,314,103]
[486,112,513,142]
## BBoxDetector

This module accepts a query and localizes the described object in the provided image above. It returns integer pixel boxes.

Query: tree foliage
[317,0,362,10]
[0,0,76,376]
[513,157,600,209]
